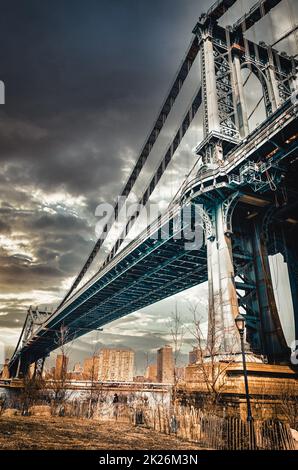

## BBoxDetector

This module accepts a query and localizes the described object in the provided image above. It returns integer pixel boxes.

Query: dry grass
[0,416,200,450]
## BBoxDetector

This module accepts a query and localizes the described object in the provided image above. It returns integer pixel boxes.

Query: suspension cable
[248,95,264,120]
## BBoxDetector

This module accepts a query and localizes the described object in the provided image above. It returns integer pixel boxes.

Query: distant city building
[189,347,199,364]
[145,363,157,383]
[73,362,83,373]
[66,362,83,381]
[157,345,174,383]
[175,366,185,382]
[1,358,10,379]
[133,375,146,383]
[97,348,134,382]
[44,366,55,380]
[189,346,203,364]
[189,347,197,365]
[55,354,69,380]
[83,356,100,380]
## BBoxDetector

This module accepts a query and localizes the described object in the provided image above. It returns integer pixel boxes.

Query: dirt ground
[0,416,201,450]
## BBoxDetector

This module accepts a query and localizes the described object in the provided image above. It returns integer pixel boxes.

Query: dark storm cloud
[26,212,90,233]
[0,0,211,194]
[0,220,11,234]
[0,304,28,329]
[0,256,62,287]
[1,0,209,112]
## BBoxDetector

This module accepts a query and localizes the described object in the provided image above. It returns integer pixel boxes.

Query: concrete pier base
[182,362,298,420]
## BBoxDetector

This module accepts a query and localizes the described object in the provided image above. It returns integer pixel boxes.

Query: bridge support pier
[286,248,298,343]
[1,359,10,380]
[229,205,289,363]
[204,197,291,363]
[206,202,240,357]
[33,357,46,378]
[251,221,288,360]
[15,356,21,379]
[232,53,249,138]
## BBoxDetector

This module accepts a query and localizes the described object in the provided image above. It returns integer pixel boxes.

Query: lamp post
[235,313,253,422]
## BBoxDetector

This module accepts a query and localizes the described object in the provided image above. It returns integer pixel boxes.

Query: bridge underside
[10,218,207,375]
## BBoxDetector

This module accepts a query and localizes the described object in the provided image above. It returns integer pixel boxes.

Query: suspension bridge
[4,0,298,378]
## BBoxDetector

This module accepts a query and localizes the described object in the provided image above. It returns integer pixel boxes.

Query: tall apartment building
[1,359,10,379]
[55,354,69,380]
[145,363,157,383]
[66,362,83,381]
[189,346,204,364]
[189,347,199,364]
[97,348,134,382]
[157,345,174,383]
[83,356,100,380]
[175,366,185,382]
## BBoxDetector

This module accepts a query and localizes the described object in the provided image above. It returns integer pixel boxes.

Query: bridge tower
[193,14,295,363]
[11,307,50,378]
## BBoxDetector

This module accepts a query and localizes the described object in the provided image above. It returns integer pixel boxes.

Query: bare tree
[86,354,98,418]
[279,384,298,429]
[49,324,73,413]
[54,324,72,359]
[143,352,150,379]
[85,336,111,419]
[169,303,185,403]
[86,333,106,418]
[18,373,48,414]
[187,302,236,412]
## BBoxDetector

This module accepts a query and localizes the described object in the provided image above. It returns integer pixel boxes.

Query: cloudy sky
[0,0,296,373]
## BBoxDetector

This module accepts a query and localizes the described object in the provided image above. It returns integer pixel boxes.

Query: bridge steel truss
[7,0,298,377]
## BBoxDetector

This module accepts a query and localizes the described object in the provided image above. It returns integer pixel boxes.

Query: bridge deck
[11,205,207,370]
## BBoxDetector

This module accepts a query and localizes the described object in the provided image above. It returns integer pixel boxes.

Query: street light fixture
[235,313,253,422]
[235,313,245,334]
